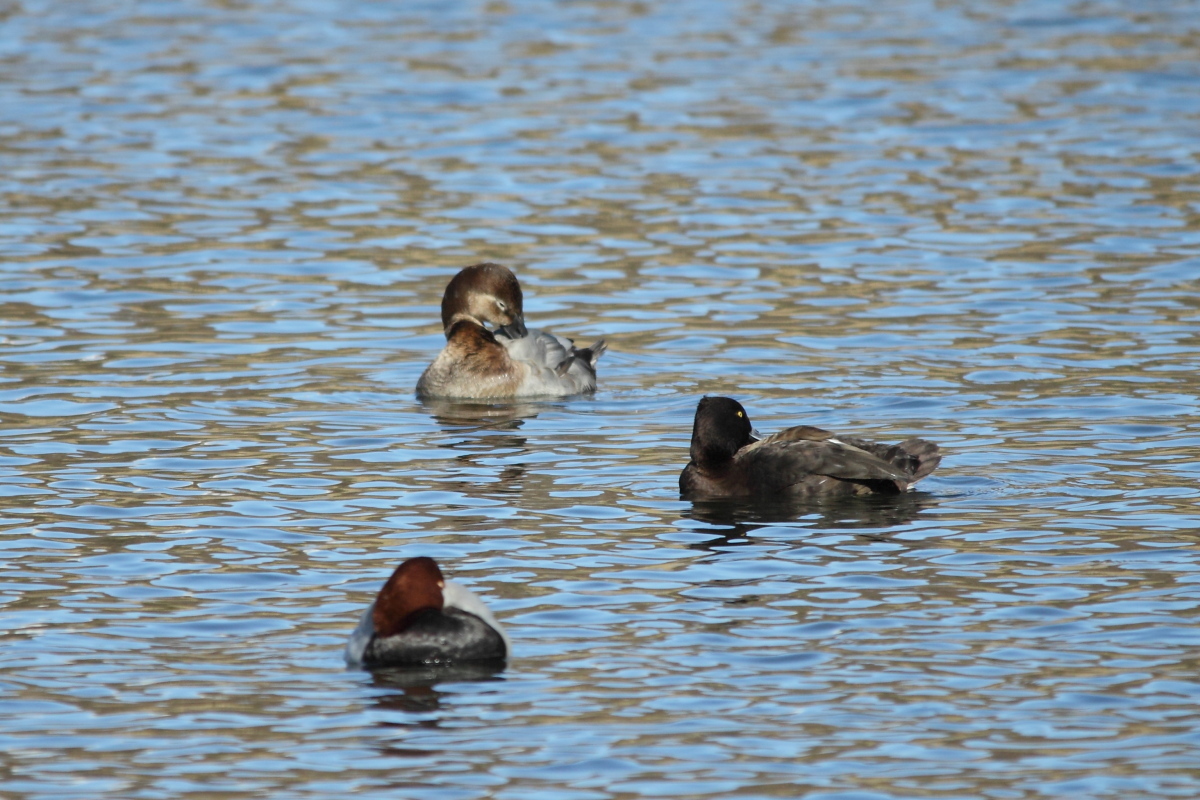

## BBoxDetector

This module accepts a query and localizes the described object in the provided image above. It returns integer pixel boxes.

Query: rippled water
[3,0,1200,797]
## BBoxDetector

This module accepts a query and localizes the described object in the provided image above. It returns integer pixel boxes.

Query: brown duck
[680,396,941,499]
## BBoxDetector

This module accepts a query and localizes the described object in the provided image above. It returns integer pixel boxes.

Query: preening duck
[416,263,606,400]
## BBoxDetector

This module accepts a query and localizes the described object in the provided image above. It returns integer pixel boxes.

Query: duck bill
[497,314,527,338]
[749,427,763,442]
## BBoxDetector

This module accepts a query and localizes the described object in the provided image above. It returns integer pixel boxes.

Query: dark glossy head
[440,262,526,337]
[690,396,755,465]
[372,557,445,637]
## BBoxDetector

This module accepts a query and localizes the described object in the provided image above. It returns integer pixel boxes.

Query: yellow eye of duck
[736,411,743,417]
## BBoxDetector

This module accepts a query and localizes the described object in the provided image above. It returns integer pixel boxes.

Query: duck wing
[742,426,940,494]
[814,434,941,482]
[499,328,606,372]
[496,327,604,395]
[752,424,839,446]
[744,439,911,484]
[497,327,575,372]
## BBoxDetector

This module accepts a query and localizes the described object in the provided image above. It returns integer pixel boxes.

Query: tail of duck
[553,339,608,377]
[578,339,606,369]
[891,438,941,484]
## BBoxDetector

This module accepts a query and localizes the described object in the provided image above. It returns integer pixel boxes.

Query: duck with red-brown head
[345,556,510,669]
[416,262,606,400]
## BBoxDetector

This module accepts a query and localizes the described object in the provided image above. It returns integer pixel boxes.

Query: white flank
[443,580,513,657]
[344,601,375,667]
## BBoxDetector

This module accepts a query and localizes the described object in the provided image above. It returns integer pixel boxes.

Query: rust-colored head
[439,262,526,337]
[371,556,446,637]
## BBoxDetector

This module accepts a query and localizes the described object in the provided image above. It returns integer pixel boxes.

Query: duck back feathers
[362,606,507,666]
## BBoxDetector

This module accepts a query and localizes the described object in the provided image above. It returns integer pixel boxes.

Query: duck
[345,556,510,669]
[415,262,606,400]
[679,396,941,499]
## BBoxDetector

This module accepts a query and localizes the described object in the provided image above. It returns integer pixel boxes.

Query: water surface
[3,1,1200,798]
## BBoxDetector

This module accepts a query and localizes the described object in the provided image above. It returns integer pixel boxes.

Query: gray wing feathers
[781,440,911,482]
[498,328,605,395]
[500,328,570,369]
[748,434,940,488]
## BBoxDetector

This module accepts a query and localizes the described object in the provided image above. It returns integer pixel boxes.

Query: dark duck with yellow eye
[679,396,941,499]
[345,557,510,669]
[415,262,606,400]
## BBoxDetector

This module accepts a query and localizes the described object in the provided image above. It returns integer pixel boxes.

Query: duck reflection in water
[683,491,940,548]
[368,665,507,759]
[369,664,507,716]
[420,397,543,431]
[420,398,542,496]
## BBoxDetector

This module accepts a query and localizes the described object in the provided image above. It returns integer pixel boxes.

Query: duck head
[372,556,445,637]
[690,396,759,465]
[440,262,527,338]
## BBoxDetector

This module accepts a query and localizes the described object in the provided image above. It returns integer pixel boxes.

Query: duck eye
[496,300,507,312]
[737,411,743,418]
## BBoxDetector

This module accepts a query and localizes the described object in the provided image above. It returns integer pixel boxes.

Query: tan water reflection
[2,1,1200,798]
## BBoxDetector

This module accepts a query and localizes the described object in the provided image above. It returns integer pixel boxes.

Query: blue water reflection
[2,0,1200,798]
